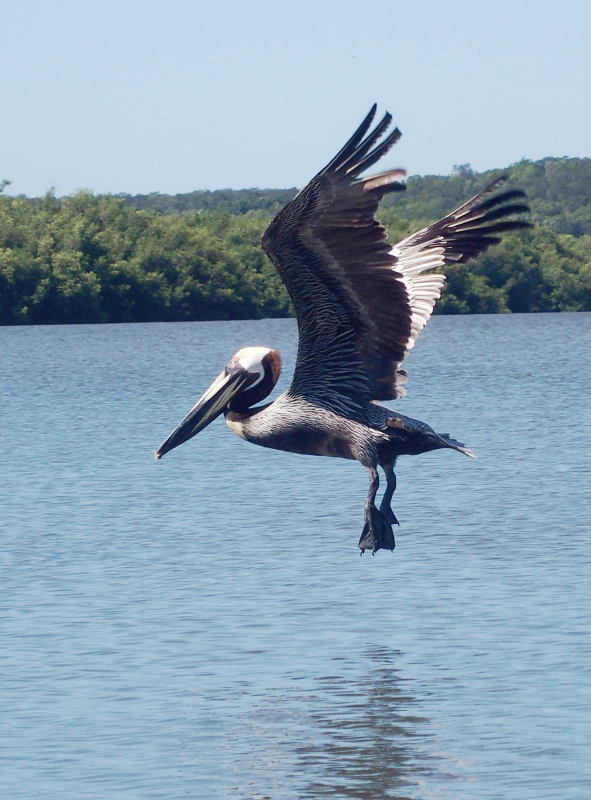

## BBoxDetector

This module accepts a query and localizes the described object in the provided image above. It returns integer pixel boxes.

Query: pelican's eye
[224,358,242,376]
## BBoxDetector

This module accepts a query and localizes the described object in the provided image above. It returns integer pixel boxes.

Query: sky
[2,0,590,197]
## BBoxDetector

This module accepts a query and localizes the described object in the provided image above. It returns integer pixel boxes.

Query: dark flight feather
[262,108,530,411]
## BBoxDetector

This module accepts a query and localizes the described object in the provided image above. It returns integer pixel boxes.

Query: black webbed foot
[358,506,395,554]
[379,503,400,527]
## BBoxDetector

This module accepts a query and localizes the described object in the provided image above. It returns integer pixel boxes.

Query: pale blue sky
[2,0,590,196]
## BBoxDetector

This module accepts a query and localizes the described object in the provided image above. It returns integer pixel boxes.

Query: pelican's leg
[358,467,395,555]
[379,462,400,527]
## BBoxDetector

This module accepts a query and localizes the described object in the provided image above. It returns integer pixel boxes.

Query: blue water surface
[1,313,590,799]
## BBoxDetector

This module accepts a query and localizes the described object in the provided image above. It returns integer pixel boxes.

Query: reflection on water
[297,647,430,800]
[223,647,432,800]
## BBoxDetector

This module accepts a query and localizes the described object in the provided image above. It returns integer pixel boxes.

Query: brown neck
[228,370,275,413]
[225,402,272,423]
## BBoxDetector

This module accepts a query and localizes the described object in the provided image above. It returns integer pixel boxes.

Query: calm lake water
[1,313,590,800]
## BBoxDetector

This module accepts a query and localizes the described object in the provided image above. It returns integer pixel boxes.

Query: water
[1,313,590,800]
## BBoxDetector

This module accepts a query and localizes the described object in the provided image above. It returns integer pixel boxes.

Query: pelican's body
[156,107,529,553]
[219,362,472,552]
[226,394,463,463]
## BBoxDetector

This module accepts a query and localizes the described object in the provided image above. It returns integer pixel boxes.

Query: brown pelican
[156,105,529,553]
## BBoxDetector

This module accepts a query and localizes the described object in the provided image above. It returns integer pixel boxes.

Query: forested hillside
[1,157,590,325]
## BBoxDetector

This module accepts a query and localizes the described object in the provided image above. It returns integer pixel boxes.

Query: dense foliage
[1,157,590,325]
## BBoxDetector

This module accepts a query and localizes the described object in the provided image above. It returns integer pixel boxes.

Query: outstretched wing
[262,106,529,413]
[386,178,530,397]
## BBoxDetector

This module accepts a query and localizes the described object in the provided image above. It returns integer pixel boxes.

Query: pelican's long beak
[155,369,251,459]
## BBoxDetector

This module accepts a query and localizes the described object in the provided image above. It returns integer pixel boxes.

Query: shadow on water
[225,646,434,800]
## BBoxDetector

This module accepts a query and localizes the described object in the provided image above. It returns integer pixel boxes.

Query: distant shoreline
[1,157,590,325]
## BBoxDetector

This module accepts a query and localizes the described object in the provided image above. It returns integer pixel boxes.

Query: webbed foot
[380,504,400,527]
[359,506,395,554]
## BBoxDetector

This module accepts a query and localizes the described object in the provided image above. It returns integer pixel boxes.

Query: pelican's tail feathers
[438,432,477,458]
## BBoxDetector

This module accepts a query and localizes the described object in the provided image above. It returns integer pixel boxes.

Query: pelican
[156,105,529,553]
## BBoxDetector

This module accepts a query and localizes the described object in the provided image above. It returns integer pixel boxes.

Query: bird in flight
[156,105,529,554]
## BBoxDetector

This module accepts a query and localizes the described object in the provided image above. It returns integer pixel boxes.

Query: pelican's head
[155,346,281,459]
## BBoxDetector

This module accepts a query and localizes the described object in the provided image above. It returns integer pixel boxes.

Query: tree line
[0,156,590,325]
